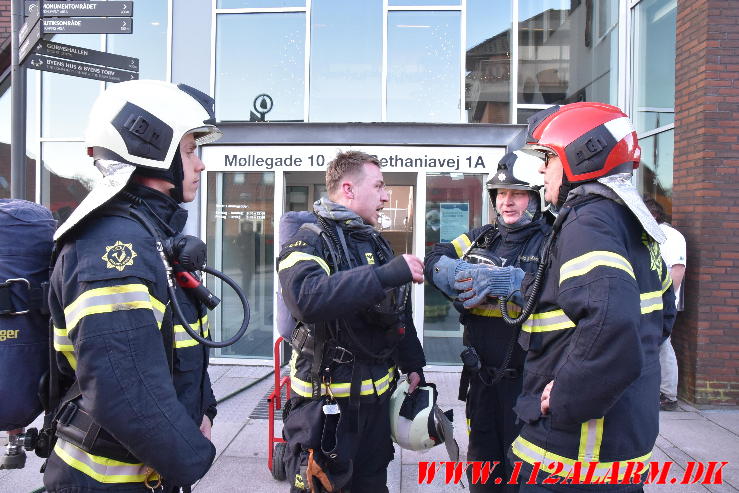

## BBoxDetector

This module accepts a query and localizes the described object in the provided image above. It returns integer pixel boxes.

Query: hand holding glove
[453,266,525,309]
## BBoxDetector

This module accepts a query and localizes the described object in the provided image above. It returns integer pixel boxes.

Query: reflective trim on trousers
[53,439,158,484]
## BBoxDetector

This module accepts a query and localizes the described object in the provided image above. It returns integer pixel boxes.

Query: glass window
[518,0,618,109]
[106,0,167,80]
[40,142,91,223]
[387,11,461,122]
[215,13,305,122]
[218,0,305,8]
[424,173,485,365]
[389,0,461,5]
[41,34,101,138]
[309,0,382,122]
[0,76,38,200]
[206,172,275,359]
[0,88,11,199]
[466,0,512,123]
[638,129,674,217]
[632,0,676,134]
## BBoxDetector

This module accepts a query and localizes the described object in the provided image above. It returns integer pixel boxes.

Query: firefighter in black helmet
[425,150,551,491]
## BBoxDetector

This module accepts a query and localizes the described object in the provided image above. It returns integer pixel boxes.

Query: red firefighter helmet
[524,102,641,184]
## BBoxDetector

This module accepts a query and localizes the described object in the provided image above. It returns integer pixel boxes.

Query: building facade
[0,0,736,404]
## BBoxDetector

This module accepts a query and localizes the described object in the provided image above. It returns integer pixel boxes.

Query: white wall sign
[202,145,505,173]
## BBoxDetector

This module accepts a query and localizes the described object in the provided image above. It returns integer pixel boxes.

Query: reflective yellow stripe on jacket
[54,439,158,484]
[451,233,472,259]
[470,301,521,318]
[279,251,330,275]
[521,309,576,333]
[56,284,166,370]
[289,353,396,398]
[64,284,165,330]
[560,251,635,285]
[174,315,209,348]
[512,430,651,482]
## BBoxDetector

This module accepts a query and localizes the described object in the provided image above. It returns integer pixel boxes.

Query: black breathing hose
[499,207,569,327]
[167,266,250,348]
[128,206,251,348]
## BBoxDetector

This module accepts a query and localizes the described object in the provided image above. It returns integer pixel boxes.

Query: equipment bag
[276,211,320,340]
[0,199,55,430]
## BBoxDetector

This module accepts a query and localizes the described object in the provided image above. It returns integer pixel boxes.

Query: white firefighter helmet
[389,379,459,461]
[53,80,222,240]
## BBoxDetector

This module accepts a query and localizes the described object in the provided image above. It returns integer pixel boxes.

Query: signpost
[33,39,139,72]
[12,0,138,199]
[27,54,138,83]
[38,17,132,34]
[26,1,134,17]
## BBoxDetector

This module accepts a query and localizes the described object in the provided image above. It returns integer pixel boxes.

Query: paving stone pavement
[3,365,738,492]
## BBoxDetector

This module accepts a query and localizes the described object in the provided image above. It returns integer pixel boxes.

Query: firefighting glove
[453,266,525,309]
[431,256,485,299]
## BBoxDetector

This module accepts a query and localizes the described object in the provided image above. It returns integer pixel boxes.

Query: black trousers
[285,393,394,493]
[465,374,524,492]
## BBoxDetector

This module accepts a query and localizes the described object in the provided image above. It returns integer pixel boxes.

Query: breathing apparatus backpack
[0,199,55,431]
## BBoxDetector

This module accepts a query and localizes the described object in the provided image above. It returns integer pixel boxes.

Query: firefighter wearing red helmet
[506,102,677,490]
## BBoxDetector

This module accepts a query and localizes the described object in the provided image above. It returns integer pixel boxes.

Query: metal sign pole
[10,0,28,199]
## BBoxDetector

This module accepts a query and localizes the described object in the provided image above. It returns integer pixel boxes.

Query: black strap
[458,368,471,402]
[311,322,327,399]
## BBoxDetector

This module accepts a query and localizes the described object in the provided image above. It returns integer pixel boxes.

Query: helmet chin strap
[132,147,185,203]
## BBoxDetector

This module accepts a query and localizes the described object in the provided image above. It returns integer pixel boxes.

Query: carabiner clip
[144,468,162,492]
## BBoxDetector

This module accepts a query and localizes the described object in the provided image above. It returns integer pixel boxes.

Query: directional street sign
[19,20,42,64]
[32,39,139,72]
[27,54,139,84]
[26,1,134,18]
[40,17,133,34]
[18,2,41,47]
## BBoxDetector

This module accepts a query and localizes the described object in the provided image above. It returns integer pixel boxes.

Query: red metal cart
[267,336,291,481]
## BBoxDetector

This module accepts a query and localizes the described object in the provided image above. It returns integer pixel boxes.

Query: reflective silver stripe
[278,251,330,275]
[53,325,73,352]
[640,291,663,314]
[174,316,209,348]
[560,251,635,285]
[53,325,78,370]
[451,234,472,258]
[512,435,650,482]
[521,309,575,333]
[578,418,604,462]
[64,284,154,330]
[289,352,395,398]
[54,439,154,483]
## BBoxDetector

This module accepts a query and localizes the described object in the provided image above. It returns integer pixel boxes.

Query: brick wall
[673,0,739,405]
[0,0,10,47]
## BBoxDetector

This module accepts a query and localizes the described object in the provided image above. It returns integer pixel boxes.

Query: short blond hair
[326,151,381,196]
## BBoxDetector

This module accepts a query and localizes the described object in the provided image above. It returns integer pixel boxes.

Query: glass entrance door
[205,172,275,359]
[424,173,487,364]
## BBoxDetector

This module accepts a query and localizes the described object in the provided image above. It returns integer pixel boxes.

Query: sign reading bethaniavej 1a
[203,146,506,173]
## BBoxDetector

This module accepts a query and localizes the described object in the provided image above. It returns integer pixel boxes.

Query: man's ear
[342,181,354,199]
